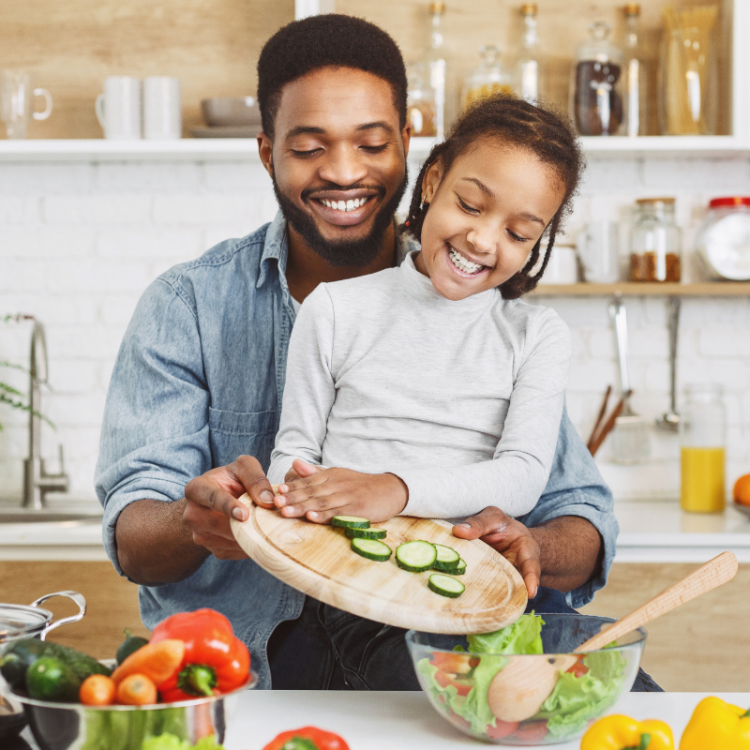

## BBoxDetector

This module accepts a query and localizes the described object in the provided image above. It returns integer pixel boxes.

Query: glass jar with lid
[570,22,624,136]
[462,45,513,112]
[407,62,438,137]
[695,197,750,280]
[680,384,726,513]
[629,197,681,282]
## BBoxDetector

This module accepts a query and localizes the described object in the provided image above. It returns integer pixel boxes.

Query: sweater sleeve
[397,310,572,519]
[267,286,336,484]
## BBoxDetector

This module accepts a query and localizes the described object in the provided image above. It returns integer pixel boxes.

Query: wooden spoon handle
[578,551,738,653]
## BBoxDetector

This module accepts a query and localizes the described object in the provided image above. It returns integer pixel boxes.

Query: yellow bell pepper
[680,696,750,750]
[581,714,674,750]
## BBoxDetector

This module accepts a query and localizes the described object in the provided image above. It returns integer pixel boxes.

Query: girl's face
[415,139,566,301]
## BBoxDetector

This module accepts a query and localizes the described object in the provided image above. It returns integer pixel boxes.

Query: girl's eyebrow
[460,177,546,227]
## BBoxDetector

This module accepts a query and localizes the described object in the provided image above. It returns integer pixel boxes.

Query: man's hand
[182,455,276,560]
[275,459,408,523]
[453,508,541,599]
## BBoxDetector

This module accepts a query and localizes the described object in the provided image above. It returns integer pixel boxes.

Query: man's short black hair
[257,14,407,139]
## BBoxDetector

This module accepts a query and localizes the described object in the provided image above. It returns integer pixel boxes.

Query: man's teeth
[320,197,369,212]
[448,247,484,274]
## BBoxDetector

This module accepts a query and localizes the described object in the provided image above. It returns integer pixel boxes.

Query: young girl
[267,96,583,524]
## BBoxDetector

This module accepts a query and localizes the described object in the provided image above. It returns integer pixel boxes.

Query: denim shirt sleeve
[517,403,618,609]
[95,277,211,576]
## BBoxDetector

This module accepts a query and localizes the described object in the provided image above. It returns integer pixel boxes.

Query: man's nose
[317,143,368,187]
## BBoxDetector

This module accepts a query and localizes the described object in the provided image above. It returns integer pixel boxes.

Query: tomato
[566,658,589,678]
[512,721,549,742]
[448,711,473,732]
[485,720,519,739]
[430,652,478,675]
[434,670,473,696]
[262,726,349,750]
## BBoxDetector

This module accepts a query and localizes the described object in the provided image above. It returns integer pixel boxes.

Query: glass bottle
[462,45,513,112]
[680,384,726,513]
[659,2,719,135]
[623,3,648,136]
[570,22,624,136]
[629,198,681,282]
[406,63,438,137]
[426,1,448,139]
[516,3,542,104]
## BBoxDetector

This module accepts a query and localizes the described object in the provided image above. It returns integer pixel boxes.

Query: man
[96,15,656,691]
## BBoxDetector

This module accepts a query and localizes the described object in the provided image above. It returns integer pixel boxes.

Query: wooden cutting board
[231,495,527,634]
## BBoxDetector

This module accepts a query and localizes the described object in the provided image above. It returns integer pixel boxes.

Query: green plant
[0,314,54,432]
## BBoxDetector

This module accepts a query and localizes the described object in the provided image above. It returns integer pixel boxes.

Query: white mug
[95,76,141,140]
[143,77,181,140]
[537,245,579,285]
[577,221,620,283]
[0,70,52,140]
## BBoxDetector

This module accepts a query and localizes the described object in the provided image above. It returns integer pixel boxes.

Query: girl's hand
[274,460,409,523]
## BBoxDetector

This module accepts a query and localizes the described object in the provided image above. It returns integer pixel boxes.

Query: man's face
[258,66,410,267]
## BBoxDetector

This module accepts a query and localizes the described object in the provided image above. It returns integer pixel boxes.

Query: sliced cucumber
[432,544,461,571]
[351,538,392,562]
[449,558,467,576]
[345,527,387,540]
[428,574,466,598]
[396,540,437,572]
[332,515,370,529]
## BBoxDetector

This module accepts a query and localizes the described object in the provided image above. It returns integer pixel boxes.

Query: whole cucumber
[0,638,110,691]
[116,632,149,666]
[26,657,80,702]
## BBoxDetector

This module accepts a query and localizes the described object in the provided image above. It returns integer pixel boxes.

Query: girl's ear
[421,157,444,204]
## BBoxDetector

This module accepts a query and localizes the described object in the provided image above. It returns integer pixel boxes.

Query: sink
[0,510,102,524]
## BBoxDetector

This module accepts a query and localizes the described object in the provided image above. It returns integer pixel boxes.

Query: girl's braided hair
[403,95,584,299]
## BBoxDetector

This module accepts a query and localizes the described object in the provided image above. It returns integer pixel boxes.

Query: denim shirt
[95,212,618,690]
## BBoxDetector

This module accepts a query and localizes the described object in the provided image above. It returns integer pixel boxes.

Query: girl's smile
[414,139,566,301]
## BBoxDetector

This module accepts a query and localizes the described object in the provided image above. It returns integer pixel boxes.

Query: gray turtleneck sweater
[268,251,571,519]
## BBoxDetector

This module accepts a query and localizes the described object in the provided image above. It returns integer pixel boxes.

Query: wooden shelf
[530,282,750,297]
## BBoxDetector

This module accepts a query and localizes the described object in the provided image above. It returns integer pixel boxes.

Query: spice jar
[407,63,438,137]
[680,384,726,513]
[694,197,750,280]
[570,22,623,136]
[462,45,513,112]
[629,198,681,282]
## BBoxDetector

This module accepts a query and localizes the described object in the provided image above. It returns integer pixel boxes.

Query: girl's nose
[318,144,368,187]
[466,225,499,258]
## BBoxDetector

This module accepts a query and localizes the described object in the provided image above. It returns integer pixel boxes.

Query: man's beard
[272,168,408,268]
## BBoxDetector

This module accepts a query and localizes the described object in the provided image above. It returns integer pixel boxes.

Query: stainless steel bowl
[201,97,261,127]
[9,672,257,750]
[0,592,87,742]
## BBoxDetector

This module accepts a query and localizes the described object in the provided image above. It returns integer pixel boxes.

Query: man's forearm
[116,498,209,586]
[530,516,602,594]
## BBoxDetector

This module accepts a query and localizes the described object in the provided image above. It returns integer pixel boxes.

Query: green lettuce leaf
[142,734,224,750]
[467,612,544,656]
[535,649,627,738]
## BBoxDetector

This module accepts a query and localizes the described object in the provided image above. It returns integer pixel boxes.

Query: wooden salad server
[488,551,739,723]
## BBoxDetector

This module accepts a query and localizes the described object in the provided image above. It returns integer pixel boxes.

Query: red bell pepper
[262,726,349,750]
[149,608,250,701]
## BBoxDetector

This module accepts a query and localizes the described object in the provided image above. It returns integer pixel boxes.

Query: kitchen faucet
[22,316,69,509]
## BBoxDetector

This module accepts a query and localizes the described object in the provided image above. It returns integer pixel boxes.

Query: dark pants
[267,587,663,691]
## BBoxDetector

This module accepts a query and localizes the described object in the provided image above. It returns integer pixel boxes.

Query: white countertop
[1,499,748,563]
[18,690,750,749]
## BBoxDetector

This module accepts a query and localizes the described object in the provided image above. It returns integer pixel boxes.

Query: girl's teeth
[449,248,484,274]
[321,197,368,212]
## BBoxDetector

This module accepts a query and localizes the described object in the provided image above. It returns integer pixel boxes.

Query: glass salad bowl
[406,614,646,746]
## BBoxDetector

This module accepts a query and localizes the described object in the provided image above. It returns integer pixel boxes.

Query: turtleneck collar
[398,250,498,314]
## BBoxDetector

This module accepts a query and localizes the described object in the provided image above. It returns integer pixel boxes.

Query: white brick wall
[0,156,748,506]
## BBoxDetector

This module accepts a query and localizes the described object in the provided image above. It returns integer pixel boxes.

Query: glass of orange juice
[680,384,726,513]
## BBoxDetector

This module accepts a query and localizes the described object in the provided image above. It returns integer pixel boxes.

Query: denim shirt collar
[257,211,421,293]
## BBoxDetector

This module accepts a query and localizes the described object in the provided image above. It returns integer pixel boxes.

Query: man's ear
[421,158,443,204]
[257,132,274,178]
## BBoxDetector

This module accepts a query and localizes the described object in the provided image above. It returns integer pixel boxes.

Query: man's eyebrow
[356,121,396,134]
[284,125,326,139]
[460,178,546,227]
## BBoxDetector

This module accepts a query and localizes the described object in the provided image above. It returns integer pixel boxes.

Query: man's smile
[305,189,382,228]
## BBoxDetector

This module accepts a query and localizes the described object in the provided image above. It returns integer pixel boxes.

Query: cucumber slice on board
[395,540,437,572]
[345,527,387,540]
[432,543,461,571]
[332,515,371,529]
[450,558,467,575]
[428,573,466,598]
[351,538,392,562]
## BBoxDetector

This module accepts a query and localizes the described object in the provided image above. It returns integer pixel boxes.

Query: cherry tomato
[486,720,520,739]
[430,652,479,674]
[566,658,590,678]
